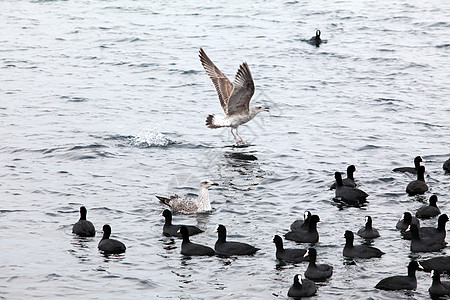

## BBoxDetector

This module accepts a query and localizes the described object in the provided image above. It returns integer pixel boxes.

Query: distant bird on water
[98,224,126,254]
[375,261,422,291]
[287,274,317,298]
[160,209,203,237]
[199,47,269,144]
[157,180,218,214]
[333,172,368,206]
[416,195,440,219]
[214,224,259,256]
[309,30,322,47]
[72,206,95,237]
[406,166,428,196]
[393,156,423,174]
[357,216,380,239]
[444,158,450,172]
[330,165,357,190]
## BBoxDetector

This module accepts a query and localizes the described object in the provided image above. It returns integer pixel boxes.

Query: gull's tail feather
[206,115,221,129]
[156,195,170,206]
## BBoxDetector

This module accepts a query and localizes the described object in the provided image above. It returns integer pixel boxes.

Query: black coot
[406,166,428,195]
[420,256,450,273]
[396,212,420,231]
[334,172,368,206]
[272,235,309,263]
[72,206,96,237]
[287,274,317,298]
[304,248,333,281]
[393,156,422,174]
[357,216,380,239]
[161,209,203,237]
[444,158,450,172]
[343,230,384,258]
[402,214,448,242]
[309,30,322,47]
[214,224,259,256]
[98,224,126,254]
[179,226,214,256]
[409,224,446,253]
[416,195,440,219]
[429,270,450,297]
[285,215,321,243]
[375,261,422,290]
[330,165,357,189]
[290,211,311,231]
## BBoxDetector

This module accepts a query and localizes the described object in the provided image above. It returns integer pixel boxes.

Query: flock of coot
[71,156,450,298]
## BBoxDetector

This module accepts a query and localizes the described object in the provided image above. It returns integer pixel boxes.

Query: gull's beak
[211,182,219,186]
[264,107,270,112]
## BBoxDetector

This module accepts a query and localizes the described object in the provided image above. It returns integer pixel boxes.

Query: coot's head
[429,195,438,206]
[408,260,423,272]
[344,230,354,240]
[347,165,356,173]
[79,206,87,219]
[305,247,317,260]
[272,235,283,245]
[334,172,343,185]
[102,224,112,239]
[309,215,321,224]
[414,156,423,166]
[179,226,189,238]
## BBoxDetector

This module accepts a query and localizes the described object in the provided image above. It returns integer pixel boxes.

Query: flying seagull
[199,48,269,144]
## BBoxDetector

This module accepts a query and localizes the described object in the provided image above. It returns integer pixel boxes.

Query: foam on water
[128,127,176,148]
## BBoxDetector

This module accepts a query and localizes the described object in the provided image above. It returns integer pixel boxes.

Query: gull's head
[200,180,219,188]
[251,105,269,115]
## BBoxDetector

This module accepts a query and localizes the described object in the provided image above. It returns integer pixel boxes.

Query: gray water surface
[1,1,450,299]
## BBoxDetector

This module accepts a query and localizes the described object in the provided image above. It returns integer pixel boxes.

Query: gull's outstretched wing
[199,48,233,114]
[227,62,255,115]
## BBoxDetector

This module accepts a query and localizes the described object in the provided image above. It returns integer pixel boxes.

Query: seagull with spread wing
[199,48,269,144]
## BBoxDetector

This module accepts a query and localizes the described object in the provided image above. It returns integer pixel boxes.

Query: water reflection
[69,236,96,263]
[223,148,261,178]
[100,251,126,262]
[195,211,212,228]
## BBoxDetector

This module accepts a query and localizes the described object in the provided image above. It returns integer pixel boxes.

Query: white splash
[130,127,174,147]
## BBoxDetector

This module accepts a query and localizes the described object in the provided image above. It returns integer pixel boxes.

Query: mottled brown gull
[199,47,269,144]
[156,180,218,214]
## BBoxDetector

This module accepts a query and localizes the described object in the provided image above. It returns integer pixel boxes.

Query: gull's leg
[230,128,239,143]
[235,127,246,144]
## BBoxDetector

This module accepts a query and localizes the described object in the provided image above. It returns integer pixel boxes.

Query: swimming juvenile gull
[156,180,218,214]
[199,48,269,144]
